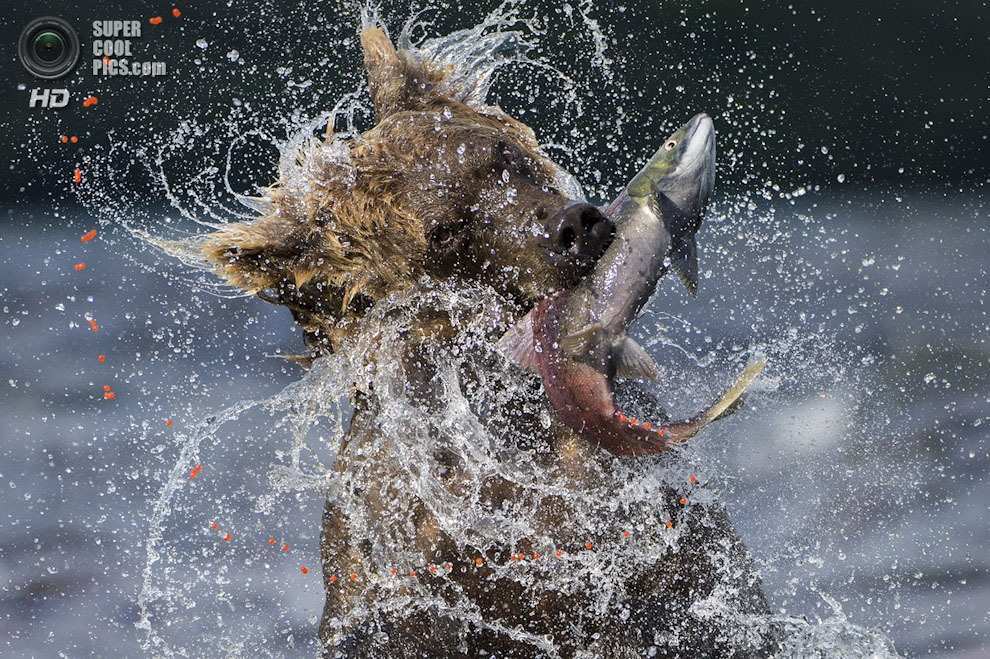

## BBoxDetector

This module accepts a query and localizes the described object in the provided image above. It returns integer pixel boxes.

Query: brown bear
[200,27,775,658]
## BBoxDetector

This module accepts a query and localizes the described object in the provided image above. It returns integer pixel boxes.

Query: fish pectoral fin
[497,308,539,373]
[670,235,699,296]
[615,335,660,381]
[560,323,603,358]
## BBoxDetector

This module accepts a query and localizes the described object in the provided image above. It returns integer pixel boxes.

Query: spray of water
[68,2,903,655]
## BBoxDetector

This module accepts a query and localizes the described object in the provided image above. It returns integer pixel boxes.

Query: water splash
[65,2,905,656]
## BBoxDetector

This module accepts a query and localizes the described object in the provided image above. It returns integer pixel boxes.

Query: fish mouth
[680,113,715,166]
[662,112,716,212]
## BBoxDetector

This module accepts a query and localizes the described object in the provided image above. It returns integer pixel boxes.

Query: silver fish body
[500,113,765,456]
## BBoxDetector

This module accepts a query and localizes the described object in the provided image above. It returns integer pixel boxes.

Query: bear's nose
[550,203,615,260]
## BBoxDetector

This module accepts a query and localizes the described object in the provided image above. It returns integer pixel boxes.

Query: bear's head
[199,28,614,353]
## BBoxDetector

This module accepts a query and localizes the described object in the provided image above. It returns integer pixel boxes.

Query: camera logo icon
[18,16,81,80]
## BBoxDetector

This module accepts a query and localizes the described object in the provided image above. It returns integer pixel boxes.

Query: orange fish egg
[189,464,203,479]
[679,497,688,506]
[300,565,309,575]
[97,354,106,364]
[164,418,174,428]
[555,549,564,559]
[70,135,78,144]
[474,557,484,567]
[210,521,220,530]
[87,318,99,332]
[351,573,360,581]
[59,135,68,144]
[80,229,97,243]
[223,532,232,542]
[171,7,182,17]
[149,16,163,25]
[584,541,593,550]
[328,575,338,584]
[267,537,276,545]
[82,96,98,108]
[622,530,631,539]
[73,168,82,184]
[73,262,87,272]
[103,391,116,400]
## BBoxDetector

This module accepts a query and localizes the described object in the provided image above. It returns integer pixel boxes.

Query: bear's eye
[513,158,534,180]
[492,139,534,179]
[664,140,678,151]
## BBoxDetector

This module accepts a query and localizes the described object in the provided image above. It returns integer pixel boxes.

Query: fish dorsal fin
[497,308,539,373]
[615,335,660,381]
[560,323,603,358]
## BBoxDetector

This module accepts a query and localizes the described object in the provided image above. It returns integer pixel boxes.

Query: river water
[1,193,986,656]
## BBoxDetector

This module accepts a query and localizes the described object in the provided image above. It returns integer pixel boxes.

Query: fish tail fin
[700,358,766,425]
[607,358,766,455]
[666,358,766,442]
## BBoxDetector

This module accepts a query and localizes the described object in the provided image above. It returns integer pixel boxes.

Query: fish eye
[664,140,677,151]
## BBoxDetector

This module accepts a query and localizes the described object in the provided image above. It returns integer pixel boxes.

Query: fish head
[630,112,716,294]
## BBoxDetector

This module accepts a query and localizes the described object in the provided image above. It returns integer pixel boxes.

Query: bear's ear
[360,27,448,121]
[360,27,403,120]
[201,213,311,294]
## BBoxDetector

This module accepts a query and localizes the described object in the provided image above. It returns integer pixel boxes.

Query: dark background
[0,0,986,207]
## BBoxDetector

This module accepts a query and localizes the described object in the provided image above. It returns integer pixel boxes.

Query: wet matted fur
[201,26,776,658]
